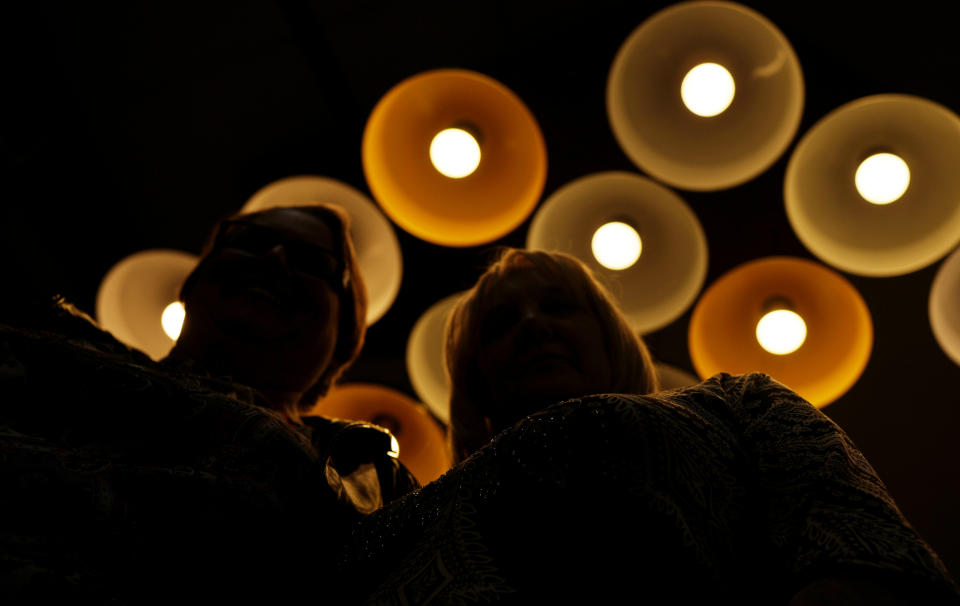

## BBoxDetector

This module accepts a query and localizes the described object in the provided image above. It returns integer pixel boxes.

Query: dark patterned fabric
[339,374,960,604]
[0,297,416,604]
[3,297,957,604]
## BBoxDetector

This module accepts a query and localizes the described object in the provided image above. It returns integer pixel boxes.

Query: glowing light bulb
[855,153,910,205]
[429,128,481,178]
[161,301,185,341]
[756,309,807,355]
[681,63,736,117]
[591,221,642,270]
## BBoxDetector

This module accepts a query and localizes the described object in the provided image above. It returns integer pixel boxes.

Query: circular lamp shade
[96,249,198,361]
[655,362,700,391]
[406,292,465,425]
[689,257,872,407]
[607,1,803,191]
[243,175,402,325]
[785,94,960,277]
[930,245,960,367]
[308,383,451,484]
[527,172,708,334]
[363,69,547,246]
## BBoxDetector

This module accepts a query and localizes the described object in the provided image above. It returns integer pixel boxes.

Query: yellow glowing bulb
[591,221,642,270]
[681,63,735,117]
[855,153,910,205]
[161,301,185,341]
[756,309,807,355]
[429,128,481,178]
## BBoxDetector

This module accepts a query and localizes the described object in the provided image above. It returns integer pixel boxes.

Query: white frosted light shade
[854,153,910,205]
[591,221,642,270]
[528,172,707,334]
[756,309,807,355]
[161,301,186,341]
[786,94,960,277]
[243,175,402,325]
[96,249,198,361]
[607,1,803,191]
[406,292,464,425]
[429,128,481,178]
[681,63,736,117]
[930,245,960,367]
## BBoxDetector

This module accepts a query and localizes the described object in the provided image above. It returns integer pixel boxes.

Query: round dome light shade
[689,257,872,408]
[96,249,199,361]
[243,175,402,325]
[930,245,960,367]
[308,383,451,484]
[654,362,700,391]
[607,1,803,191]
[527,172,708,334]
[363,69,547,246]
[785,94,960,277]
[406,292,465,425]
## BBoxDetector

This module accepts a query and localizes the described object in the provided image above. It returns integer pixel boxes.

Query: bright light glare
[681,63,735,117]
[591,221,642,270]
[161,301,185,341]
[429,128,481,178]
[855,153,910,205]
[756,309,807,355]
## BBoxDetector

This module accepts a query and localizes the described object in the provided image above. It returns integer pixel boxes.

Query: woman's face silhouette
[474,267,612,432]
[178,208,342,392]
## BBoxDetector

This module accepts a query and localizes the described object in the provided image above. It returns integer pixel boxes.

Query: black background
[4,1,959,578]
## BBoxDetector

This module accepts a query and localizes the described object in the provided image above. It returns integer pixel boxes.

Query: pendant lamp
[689,257,872,407]
[527,172,707,334]
[363,69,547,246]
[785,94,960,277]
[406,291,464,425]
[607,1,803,191]
[96,249,198,360]
[655,362,700,392]
[242,175,402,325]
[930,245,960,367]
[308,383,451,484]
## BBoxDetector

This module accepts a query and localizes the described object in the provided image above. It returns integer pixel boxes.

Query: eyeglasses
[213,219,350,290]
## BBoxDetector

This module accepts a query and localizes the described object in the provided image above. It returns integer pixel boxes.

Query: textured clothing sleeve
[719,372,959,602]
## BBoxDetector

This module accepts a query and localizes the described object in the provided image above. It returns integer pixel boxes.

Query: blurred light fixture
[591,221,643,270]
[689,257,872,408]
[681,62,736,117]
[363,69,547,246]
[308,383,451,484]
[930,245,960,367]
[785,94,960,276]
[607,1,803,191]
[855,152,910,205]
[161,301,186,341]
[654,361,700,391]
[243,175,402,325]
[406,291,464,425]
[527,172,707,334]
[755,308,807,355]
[429,127,482,178]
[96,249,198,360]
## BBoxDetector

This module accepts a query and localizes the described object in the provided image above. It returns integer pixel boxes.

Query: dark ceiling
[4,0,959,579]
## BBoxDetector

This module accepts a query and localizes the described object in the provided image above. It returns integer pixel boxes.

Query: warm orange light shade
[308,383,451,484]
[363,69,547,247]
[689,257,872,407]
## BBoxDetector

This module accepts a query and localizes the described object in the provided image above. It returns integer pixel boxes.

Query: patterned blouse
[2,297,957,603]
[339,373,960,604]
